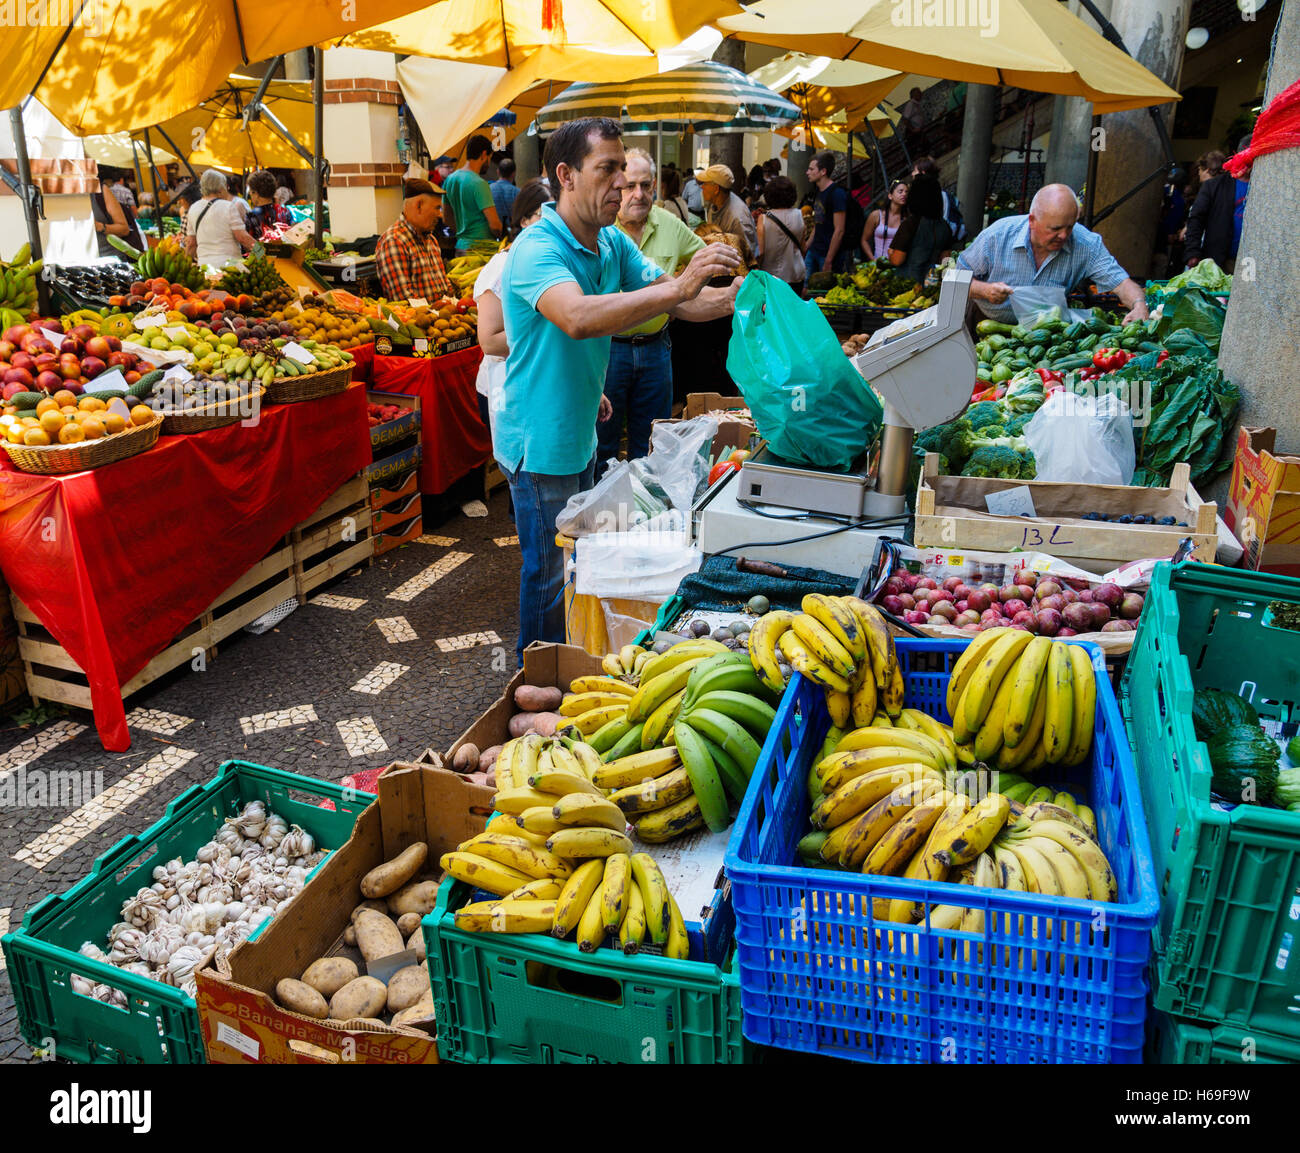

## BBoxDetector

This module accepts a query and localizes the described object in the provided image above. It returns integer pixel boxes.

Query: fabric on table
[368,345,490,493]
[670,555,853,613]
[0,384,371,751]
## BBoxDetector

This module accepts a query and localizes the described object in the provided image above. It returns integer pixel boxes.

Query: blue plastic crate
[724,639,1160,1064]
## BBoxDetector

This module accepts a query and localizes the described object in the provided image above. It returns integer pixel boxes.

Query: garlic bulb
[79,941,108,963]
[215,823,243,851]
[259,814,289,851]
[71,974,95,997]
[233,800,267,839]
[166,944,207,987]
[278,826,315,860]
[122,888,165,929]
[122,962,151,977]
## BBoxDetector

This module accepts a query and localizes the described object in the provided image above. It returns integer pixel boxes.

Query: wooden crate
[14,476,374,711]
[914,455,1218,570]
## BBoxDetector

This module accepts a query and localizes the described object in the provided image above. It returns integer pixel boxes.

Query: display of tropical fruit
[2,389,155,446]
[111,234,206,291]
[440,733,690,957]
[445,247,497,295]
[0,245,41,315]
[217,250,288,297]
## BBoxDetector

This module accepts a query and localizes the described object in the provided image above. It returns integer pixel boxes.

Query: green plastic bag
[726,272,883,471]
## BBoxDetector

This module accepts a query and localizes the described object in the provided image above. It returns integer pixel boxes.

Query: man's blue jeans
[597,330,672,471]
[805,248,849,280]
[500,455,596,665]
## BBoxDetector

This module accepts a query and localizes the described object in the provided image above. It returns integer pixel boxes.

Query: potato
[301,957,358,997]
[396,912,422,936]
[514,684,563,712]
[479,745,503,770]
[360,841,428,898]
[276,978,329,1019]
[508,710,562,738]
[391,999,436,1031]
[386,964,432,1013]
[351,899,388,921]
[387,879,440,918]
[328,976,387,1020]
[452,742,481,772]
[343,924,357,947]
[353,909,405,962]
[407,928,426,963]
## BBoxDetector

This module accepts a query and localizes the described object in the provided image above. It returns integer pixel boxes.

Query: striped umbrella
[535,61,799,132]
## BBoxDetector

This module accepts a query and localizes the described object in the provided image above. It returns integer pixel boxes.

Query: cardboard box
[369,465,419,510]
[371,489,421,533]
[366,389,421,451]
[195,762,494,1064]
[1224,427,1300,576]
[366,440,421,486]
[652,393,758,460]
[372,512,423,555]
[915,454,1217,571]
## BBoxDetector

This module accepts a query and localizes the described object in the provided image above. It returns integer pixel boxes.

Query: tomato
[708,460,740,485]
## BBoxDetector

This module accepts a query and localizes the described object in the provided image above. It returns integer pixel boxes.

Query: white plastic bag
[1008,285,1090,328]
[1024,391,1136,486]
[645,415,718,512]
[555,461,668,538]
[573,530,701,600]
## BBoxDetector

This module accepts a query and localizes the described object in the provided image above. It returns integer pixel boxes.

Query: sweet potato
[386,879,440,918]
[396,912,422,936]
[479,745,503,770]
[452,742,481,772]
[328,976,387,1021]
[514,685,563,712]
[386,965,432,1013]
[276,978,329,1019]
[353,909,405,962]
[360,841,428,898]
[508,710,562,738]
[391,999,436,1031]
[301,957,358,997]
[406,928,426,963]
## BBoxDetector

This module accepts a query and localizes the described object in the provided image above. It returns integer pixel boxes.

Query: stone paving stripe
[374,616,418,643]
[14,747,200,870]
[309,593,368,611]
[350,661,410,695]
[494,535,519,547]
[238,705,319,736]
[435,630,502,653]
[125,707,195,737]
[415,535,459,547]
[336,717,388,758]
[386,552,472,602]
[0,908,8,971]
[0,720,87,781]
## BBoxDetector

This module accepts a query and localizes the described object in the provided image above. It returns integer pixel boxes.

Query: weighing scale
[695,270,979,578]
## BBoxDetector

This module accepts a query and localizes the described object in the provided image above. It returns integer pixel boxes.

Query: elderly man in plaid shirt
[957,184,1148,325]
[376,178,455,302]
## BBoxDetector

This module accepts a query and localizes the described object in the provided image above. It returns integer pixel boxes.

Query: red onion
[1120,592,1144,619]
[1036,608,1062,636]
[1093,582,1123,609]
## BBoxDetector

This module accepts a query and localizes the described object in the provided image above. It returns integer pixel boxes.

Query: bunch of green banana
[217,249,287,296]
[442,735,689,957]
[749,595,904,725]
[134,235,205,289]
[945,628,1096,773]
[0,246,41,315]
[445,247,497,294]
[993,774,1096,836]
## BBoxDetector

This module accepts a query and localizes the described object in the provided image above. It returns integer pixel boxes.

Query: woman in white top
[754,176,806,291]
[863,179,908,261]
[185,168,254,269]
[475,178,555,435]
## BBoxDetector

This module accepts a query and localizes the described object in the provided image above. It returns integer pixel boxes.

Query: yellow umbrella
[146,75,316,171]
[750,52,903,126]
[81,133,176,168]
[0,0,436,135]
[720,0,1180,114]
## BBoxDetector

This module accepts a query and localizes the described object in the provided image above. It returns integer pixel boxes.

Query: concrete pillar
[514,128,541,184]
[1214,0,1300,503]
[1091,0,1190,278]
[321,47,405,241]
[1044,0,1113,193]
[957,84,997,236]
[708,38,746,188]
[283,50,312,82]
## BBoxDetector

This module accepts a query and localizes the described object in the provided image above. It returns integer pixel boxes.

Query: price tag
[386,314,400,331]
[408,297,429,308]
[215,1022,260,1060]
[86,368,128,394]
[133,309,167,331]
[413,338,429,353]
[280,341,316,366]
[163,326,188,341]
[38,323,65,348]
[162,364,193,384]
[985,487,1038,518]
[297,285,313,299]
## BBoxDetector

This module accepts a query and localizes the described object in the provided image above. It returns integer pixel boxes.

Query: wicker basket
[160,386,267,435]
[264,362,353,405]
[1,412,163,475]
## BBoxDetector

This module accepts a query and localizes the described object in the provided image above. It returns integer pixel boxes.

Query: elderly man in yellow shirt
[597,148,705,471]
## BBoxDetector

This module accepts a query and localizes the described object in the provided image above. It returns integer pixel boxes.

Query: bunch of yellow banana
[0,245,41,315]
[445,247,498,294]
[749,595,903,725]
[946,629,1097,773]
[600,642,653,680]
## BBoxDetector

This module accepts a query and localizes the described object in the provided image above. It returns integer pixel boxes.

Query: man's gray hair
[199,168,228,197]
[625,147,657,186]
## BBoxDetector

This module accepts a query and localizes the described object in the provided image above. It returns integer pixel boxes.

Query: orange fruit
[19,416,39,428]
[57,421,85,444]
[60,405,78,416]
[78,395,107,413]
[80,417,106,440]
[36,397,60,417]
[103,412,127,434]
[23,427,51,446]
[130,405,154,427]
[39,410,64,435]
[52,389,77,408]
[5,425,24,444]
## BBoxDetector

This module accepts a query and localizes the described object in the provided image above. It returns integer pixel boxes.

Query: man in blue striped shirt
[957,185,1149,325]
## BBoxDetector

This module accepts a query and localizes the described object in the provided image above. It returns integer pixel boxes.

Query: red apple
[1012,610,1038,631]
[1036,608,1062,636]
[0,340,14,360]
[35,370,62,392]
[1033,580,1062,601]
[59,337,84,357]
[80,356,106,379]
[2,380,29,400]
[1003,599,1028,617]
[105,336,122,352]
[106,351,130,368]
[3,366,34,388]
[953,584,971,602]
[881,595,904,615]
[2,325,30,346]
[69,324,96,343]
[967,589,993,613]
[84,336,111,360]
[956,600,969,613]
[33,353,57,370]
[1016,584,1036,602]
[980,608,1004,625]
[930,601,958,622]
[22,335,55,355]
[897,593,916,611]
[999,585,1020,603]
[941,576,964,593]
[1013,568,1039,588]
[10,351,35,372]
[915,577,938,591]
[1057,627,1078,637]
[58,361,81,380]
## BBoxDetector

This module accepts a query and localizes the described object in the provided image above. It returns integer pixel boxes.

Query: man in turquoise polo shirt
[497,117,741,662]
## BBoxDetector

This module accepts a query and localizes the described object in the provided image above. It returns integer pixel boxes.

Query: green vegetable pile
[975,308,1152,383]
[812,260,936,310]
[1192,689,1295,809]
[1159,258,1232,295]
[914,396,1037,481]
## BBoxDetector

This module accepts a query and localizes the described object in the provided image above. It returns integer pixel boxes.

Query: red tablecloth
[0,384,371,751]
[349,344,490,494]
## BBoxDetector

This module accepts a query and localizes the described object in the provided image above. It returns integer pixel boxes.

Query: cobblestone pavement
[0,492,520,1063]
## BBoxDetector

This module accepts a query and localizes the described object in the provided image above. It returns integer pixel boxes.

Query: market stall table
[349,344,491,494]
[0,383,372,751]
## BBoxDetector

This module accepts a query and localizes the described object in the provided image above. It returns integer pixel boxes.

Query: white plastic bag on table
[644,415,718,512]
[573,530,701,600]
[555,462,668,538]
[1024,391,1136,486]
[1008,285,1090,328]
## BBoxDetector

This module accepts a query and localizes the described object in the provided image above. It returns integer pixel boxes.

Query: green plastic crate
[424,879,747,1064]
[1148,1012,1300,1064]
[1,760,372,1064]
[1120,562,1300,1040]
[633,595,686,646]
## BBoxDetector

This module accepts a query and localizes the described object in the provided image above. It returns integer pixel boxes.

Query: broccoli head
[963,400,1005,430]
[1004,411,1035,437]
[915,424,948,454]
[940,419,978,470]
[961,444,1025,479]
[1018,449,1037,479]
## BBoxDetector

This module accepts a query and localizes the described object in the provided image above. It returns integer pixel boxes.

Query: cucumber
[95,389,126,401]
[130,370,164,398]
[1051,352,1096,370]
[9,391,43,408]
[15,409,37,420]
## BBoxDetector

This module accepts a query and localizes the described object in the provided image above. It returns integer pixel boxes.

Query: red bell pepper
[971,386,1000,403]
[1034,368,1064,385]
[1156,350,1169,366]
[1077,365,1103,381]
[1092,347,1132,372]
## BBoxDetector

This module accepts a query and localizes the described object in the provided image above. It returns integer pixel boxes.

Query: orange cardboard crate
[372,490,421,533]
[369,465,419,511]
[1224,427,1300,576]
[372,512,423,555]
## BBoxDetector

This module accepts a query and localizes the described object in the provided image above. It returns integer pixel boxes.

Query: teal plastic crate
[1148,1012,1300,1064]
[1,760,372,1064]
[1120,561,1300,1040]
[424,879,746,1064]
[634,595,686,646]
